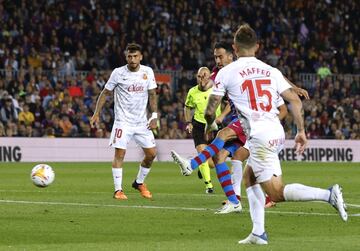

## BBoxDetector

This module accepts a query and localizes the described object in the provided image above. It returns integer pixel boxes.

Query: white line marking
[1,190,360,208]
[0,199,208,211]
[0,189,225,197]
[347,203,360,208]
[0,199,359,217]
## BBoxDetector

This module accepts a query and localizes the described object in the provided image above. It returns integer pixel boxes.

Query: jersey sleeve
[273,68,291,94]
[212,69,226,97]
[185,89,194,108]
[275,95,285,107]
[104,69,118,91]
[147,68,157,90]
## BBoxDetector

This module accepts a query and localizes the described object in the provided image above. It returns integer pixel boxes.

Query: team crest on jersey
[143,74,148,80]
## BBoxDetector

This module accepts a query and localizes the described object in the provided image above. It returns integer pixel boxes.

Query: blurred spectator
[0,0,358,140]
[18,104,35,126]
[0,122,5,136]
[59,115,73,137]
[44,127,56,138]
[0,98,18,123]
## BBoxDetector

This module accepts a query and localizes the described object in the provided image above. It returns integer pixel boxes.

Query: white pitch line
[1,189,360,205]
[1,190,360,208]
[347,203,360,208]
[0,189,226,198]
[0,199,208,211]
[0,199,359,217]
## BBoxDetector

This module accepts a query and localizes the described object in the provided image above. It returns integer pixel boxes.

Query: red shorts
[227,119,247,145]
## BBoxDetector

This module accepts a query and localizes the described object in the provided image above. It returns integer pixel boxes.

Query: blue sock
[190,138,225,169]
[215,162,239,204]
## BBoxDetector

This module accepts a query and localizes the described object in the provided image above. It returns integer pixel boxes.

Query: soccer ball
[31,164,55,187]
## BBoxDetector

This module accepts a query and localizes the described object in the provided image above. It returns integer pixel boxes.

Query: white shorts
[243,140,249,151]
[109,122,156,149]
[247,122,285,183]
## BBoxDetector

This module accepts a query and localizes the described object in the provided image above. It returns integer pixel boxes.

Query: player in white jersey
[90,43,158,200]
[204,24,347,245]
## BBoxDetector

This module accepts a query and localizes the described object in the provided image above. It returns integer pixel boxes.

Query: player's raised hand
[147,112,158,130]
[294,87,310,99]
[199,71,211,87]
[147,118,158,130]
[185,123,193,134]
[90,113,100,128]
[294,130,307,155]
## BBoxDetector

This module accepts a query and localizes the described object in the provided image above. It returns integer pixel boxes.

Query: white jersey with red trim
[213,57,291,137]
[105,65,157,126]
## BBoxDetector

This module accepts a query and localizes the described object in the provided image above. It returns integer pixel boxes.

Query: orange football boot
[113,190,128,200]
[132,181,152,199]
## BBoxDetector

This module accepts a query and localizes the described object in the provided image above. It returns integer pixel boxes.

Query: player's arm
[90,88,112,128]
[147,89,158,129]
[280,88,307,154]
[278,104,288,120]
[284,76,309,99]
[204,94,222,132]
[215,103,231,124]
[184,105,193,134]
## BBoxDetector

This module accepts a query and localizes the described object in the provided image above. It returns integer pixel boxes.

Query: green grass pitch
[0,161,359,251]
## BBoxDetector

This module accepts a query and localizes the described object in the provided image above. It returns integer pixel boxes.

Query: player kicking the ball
[91,43,158,200]
[172,42,308,213]
[206,24,347,245]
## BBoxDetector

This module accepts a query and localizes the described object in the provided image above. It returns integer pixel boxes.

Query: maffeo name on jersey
[239,68,271,78]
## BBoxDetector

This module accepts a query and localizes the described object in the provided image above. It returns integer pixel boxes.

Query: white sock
[284,183,330,202]
[231,160,243,198]
[112,167,123,192]
[136,166,151,184]
[246,184,265,235]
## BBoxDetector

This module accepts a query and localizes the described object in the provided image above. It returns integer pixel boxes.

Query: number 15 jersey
[213,56,291,137]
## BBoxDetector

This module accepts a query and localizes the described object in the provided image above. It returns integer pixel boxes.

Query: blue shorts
[223,140,241,157]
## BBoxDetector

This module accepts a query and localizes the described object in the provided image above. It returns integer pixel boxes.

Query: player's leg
[231,146,249,200]
[239,124,283,245]
[196,144,214,193]
[240,126,347,245]
[132,126,157,199]
[212,148,242,214]
[112,148,128,200]
[109,122,130,200]
[261,176,347,221]
[171,120,242,176]
[137,146,157,183]
[190,126,236,170]
[239,164,268,245]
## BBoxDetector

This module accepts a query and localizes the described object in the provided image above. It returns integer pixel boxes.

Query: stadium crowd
[0,0,359,139]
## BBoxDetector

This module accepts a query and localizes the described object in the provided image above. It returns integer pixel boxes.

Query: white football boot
[170,150,193,176]
[238,232,268,245]
[215,200,242,214]
[329,184,348,222]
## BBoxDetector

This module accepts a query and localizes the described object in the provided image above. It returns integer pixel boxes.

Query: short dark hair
[125,43,142,53]
[214,41,233,53]
[234,23,257,49]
